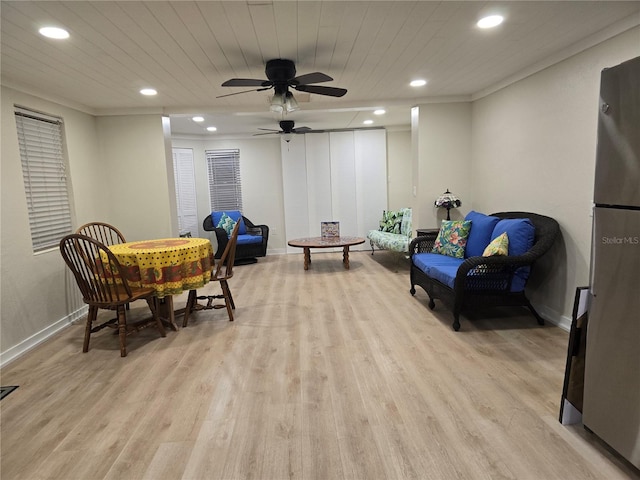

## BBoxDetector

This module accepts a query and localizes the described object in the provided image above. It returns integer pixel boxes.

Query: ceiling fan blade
[294,84,347,97]
[222,78,270,87]
[216,87,272,98]
[292,72,333,85]
[293,127,312,133]
[257,128,281,132]
[253,131,279,136]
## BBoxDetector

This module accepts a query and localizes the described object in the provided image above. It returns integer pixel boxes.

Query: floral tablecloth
[106,238,214,298]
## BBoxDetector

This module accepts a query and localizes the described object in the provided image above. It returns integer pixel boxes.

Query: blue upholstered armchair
[203,210,269,264]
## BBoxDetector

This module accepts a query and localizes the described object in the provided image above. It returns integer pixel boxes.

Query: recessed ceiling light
[363,120,374,125]
[206,126,217,132]
[374,109,386,115]
[410,79,427,87]
[140,88,157,96]
[477,15,504,29]
[192,116,205,122]
[39,27,69,39]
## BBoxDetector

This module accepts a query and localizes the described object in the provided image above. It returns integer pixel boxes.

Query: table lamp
[435,189,462,220]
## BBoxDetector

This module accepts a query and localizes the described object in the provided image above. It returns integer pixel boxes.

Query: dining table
[106,237,214,330]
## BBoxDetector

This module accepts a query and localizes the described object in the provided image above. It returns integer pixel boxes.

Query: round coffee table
[287,236,365,270]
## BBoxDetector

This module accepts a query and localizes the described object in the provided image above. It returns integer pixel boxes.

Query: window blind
[205,149,243,211]
[15,108,73,252]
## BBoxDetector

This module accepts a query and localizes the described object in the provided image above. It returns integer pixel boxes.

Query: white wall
[414,102,472,230]
[471,26,640,324]
[387,129,413,211]
[1,88,102,356]
[95,115,175,240]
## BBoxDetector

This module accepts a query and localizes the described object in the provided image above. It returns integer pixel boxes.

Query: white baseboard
[536,303,572,332]
[0,306,87,368]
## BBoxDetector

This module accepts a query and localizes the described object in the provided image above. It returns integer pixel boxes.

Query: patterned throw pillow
[483,232,509,257]
[431,220,472,258]
[216,212,237,236]
[380,210,403,233]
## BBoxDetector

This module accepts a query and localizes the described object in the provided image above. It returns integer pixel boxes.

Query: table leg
[343,246,350,269]
[303,247,311,270]
[157,296,179,331]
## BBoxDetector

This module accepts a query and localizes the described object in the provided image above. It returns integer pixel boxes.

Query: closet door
[305,133,332,237]
[281,130,388,251]
[355,129,387,240]
[172,148,199,237]
[281,136,309,253]
[330,132,358,236]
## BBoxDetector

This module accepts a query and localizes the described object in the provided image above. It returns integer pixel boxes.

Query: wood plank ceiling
[2,1,639,136]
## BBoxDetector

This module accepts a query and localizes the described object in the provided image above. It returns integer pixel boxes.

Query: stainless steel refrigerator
[583,55,640,470]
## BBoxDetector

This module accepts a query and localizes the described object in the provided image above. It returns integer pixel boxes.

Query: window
[206,149,243,211]
[15,107,73,252]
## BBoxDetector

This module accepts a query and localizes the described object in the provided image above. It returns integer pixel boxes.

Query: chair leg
[526,299,545,325]
[221,283,234,321]
[117,305,127,357]
[221,280,235,309]
[182,290,197,327]
[83,305,98,353]
[452,314,461,332]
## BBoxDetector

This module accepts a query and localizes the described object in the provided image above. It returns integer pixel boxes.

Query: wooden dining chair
[182,221,240,326]
[76,221,126,246]
[59,234,166,357]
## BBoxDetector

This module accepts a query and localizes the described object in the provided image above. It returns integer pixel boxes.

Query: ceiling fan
[254,120,382,142]
[219,59,347,109]
[253,120,313,142]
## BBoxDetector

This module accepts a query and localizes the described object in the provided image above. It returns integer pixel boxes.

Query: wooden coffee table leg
[303,247,311,270]
[343,246,350,269]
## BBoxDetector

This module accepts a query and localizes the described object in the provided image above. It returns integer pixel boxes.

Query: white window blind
[15,107,73,252]
[206,149,243,211]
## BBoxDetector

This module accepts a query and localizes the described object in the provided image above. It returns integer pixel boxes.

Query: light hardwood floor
[1,251,638,480]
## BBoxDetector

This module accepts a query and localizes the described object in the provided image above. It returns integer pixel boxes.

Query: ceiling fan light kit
[270,91,300,113]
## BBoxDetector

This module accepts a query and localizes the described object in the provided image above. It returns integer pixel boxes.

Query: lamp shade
[434,189,461,220]
[285,91,299,112]
[270,93,285,113]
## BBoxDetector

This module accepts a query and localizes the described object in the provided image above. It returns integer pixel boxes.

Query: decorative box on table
[321,221,340,238]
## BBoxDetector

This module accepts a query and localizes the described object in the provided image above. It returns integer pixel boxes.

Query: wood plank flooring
[1,251,638,480]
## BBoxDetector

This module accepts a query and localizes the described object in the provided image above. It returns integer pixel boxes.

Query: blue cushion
[464,211,500,258]
[491,218,535,256]
[211,210,246,235]
[491,218,536,292]
[237,234,262,246]
[413,253,464,279]
[428,264,460,289]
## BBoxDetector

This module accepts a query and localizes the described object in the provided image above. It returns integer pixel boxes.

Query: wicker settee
[409,211,559,331]
[203,211,269,264]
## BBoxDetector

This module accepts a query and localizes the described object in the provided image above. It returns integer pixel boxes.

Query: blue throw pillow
[211,210,246,235]
[491,218,535,256]
[491,218,535,292]
[464,211,500,258]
